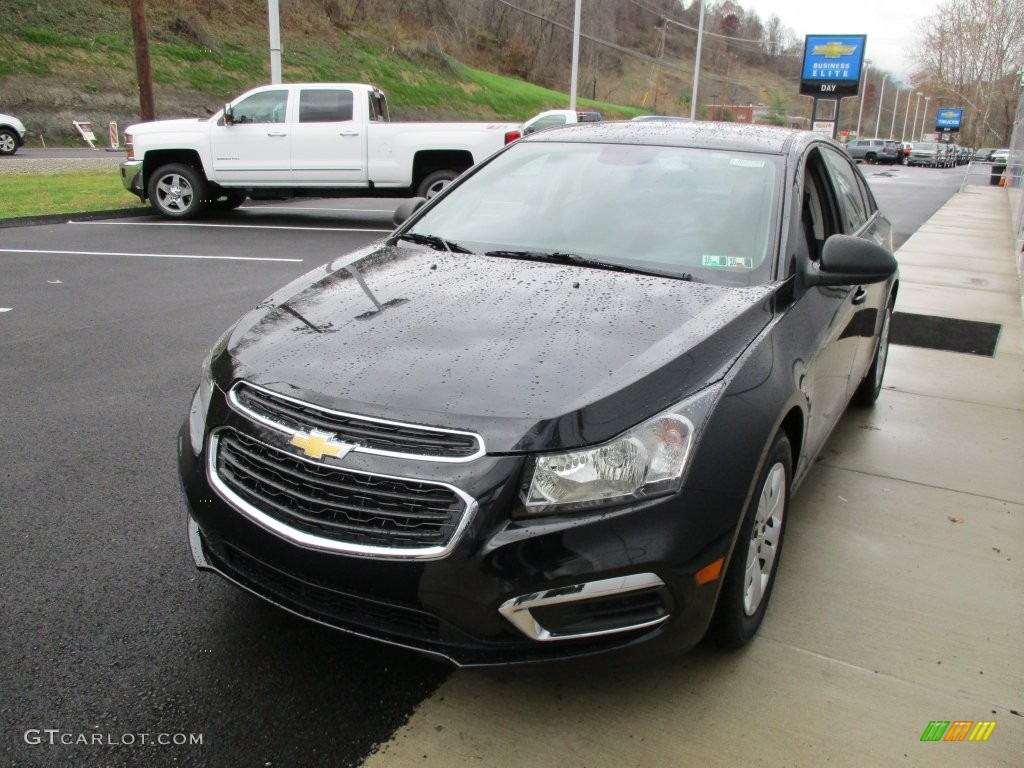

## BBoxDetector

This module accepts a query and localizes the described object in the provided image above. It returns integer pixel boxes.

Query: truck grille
[231,382,483,460]
[213,429,469,552]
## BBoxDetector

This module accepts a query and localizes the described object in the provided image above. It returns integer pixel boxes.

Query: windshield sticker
[729,158,766,168]
[702,254,753,269]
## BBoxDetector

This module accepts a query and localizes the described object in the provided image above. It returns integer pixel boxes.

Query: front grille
[231,382,483,460]
[214,429,468,550]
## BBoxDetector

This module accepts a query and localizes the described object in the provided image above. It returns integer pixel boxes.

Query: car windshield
[914,142,936,150]
[407,141,781,286]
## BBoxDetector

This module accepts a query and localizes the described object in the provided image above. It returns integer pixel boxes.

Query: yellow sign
[290,429,352,460]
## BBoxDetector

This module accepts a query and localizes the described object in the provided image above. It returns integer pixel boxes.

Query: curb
[0,207,151,230]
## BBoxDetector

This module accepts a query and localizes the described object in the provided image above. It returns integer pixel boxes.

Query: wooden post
[129,0,156,121]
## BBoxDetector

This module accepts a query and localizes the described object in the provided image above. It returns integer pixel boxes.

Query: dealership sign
[935,108,963,132]
[799,35,867,97]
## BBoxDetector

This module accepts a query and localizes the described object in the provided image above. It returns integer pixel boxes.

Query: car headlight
[520,383,723,515]
[188,325,235,455]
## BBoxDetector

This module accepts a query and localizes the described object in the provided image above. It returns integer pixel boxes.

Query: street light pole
[689,0,705,121]
[268,0,282,83]
[569,0,582,112]
[911,93,922,143]
[874,74,887,137]
[902,91,916,142]
[889,89,900,139]
[919,96,931,140]
[855,61,870,138]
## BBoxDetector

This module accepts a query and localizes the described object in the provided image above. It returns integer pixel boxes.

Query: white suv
[0,112,26,155]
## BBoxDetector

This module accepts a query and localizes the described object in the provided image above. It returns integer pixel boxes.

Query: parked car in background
[521,109,602,135]
[0,112,26,155]
[179,122,898,666]
[973,147,997,161]
[844,138,900,164]
[907,142,942,167]
[957,145,972,164]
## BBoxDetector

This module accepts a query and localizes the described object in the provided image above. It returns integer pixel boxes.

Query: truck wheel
[0,129,19,156]
[865,153,876,164]
[416,170,458,199]
[148,163,207,219]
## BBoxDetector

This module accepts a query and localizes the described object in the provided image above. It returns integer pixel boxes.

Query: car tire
[416,170,459,199]
[708,432,792,649]
[0,129,19,156]
[865,153,876,164]
[148,163,207,219]
[852,299,893,407]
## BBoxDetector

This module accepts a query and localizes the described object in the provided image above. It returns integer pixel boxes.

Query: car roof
[522,120,819,156]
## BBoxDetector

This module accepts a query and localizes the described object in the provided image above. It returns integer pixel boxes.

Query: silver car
[0,112,26,156]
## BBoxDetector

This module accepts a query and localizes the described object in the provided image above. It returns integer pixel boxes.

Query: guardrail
[959,159,1007,192]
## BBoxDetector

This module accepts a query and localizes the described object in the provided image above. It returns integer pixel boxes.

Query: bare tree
[910,0,1024,145]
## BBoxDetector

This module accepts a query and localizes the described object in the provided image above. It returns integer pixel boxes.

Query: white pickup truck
[120,83,522,219]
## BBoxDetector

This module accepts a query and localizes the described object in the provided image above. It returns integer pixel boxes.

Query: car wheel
[852,300,893,406]
[865,153,876,164]
[0,129,19,156]
[416,170,459,199]
[708,432,792,649]
[147,163,207,219]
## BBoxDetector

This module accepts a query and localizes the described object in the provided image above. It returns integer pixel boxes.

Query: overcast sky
[737,0,930,83]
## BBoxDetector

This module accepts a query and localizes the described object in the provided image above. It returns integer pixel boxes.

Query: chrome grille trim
[207,429,478,559]
[228,381,485,462]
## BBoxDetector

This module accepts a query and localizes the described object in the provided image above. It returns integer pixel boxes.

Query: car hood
[217,245,774,452]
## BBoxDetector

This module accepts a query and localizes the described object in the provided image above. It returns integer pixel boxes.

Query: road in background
[1,164,965,767]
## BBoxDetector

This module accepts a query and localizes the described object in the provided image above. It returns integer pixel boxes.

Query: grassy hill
[4,0,655,145]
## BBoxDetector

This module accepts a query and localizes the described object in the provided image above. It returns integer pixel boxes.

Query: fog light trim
[498,573,669,642]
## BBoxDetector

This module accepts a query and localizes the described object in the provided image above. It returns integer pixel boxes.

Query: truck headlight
[520,383,722,515]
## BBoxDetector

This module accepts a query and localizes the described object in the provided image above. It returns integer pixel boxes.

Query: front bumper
[178,406,740,666]
[120,160,144,197]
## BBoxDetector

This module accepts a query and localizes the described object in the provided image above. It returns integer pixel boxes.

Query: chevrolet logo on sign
[290,429,354,460]
[812,42,857,58]
[940,111,958,118]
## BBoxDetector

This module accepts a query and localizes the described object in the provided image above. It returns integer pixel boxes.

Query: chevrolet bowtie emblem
[812,42,857,58]
[290,429,354,460]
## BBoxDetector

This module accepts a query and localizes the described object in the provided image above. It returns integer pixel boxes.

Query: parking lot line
[0,248,303,263]
[70,221,393,233]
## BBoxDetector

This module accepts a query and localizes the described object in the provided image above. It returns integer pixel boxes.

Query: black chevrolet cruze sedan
[179,122,898,666]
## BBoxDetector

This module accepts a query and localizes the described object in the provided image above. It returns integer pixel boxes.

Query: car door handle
[267,131,287,137]
[852,287,868,305]
[339,130,360,137]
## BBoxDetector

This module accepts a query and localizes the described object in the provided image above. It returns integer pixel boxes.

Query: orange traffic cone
[999,175,1006,186]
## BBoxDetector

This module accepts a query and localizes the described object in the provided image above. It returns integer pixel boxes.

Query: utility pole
[268,0,282,84]
[919,96,931,141]
[128,0,155,121]
[911,93,922,143]
[689,0,705,121]
[569,0,582,112]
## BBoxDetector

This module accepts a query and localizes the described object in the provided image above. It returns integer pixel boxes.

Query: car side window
[299,89,354,123]
[797,150,843,267]
[232,90,289,124]
[820,147,869,233]
[525,114,567,134]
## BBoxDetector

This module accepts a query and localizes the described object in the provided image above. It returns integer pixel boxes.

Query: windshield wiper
[484,250,691,280]
[395,232,473,254]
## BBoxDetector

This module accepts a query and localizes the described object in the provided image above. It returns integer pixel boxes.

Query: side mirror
[802,234,897,287]
[223,103,234,126]
[393,197,427,227]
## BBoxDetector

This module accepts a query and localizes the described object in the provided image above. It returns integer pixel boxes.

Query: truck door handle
[852,287,868,305]
[267,131,287,137]
[339,130,360,137]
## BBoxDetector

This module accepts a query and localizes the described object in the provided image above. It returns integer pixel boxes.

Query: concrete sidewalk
[363,186,1023,767]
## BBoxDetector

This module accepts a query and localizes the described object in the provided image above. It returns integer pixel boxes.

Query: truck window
[298,89,354,123]
[232,90,288,124]
[368,91,388,122]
